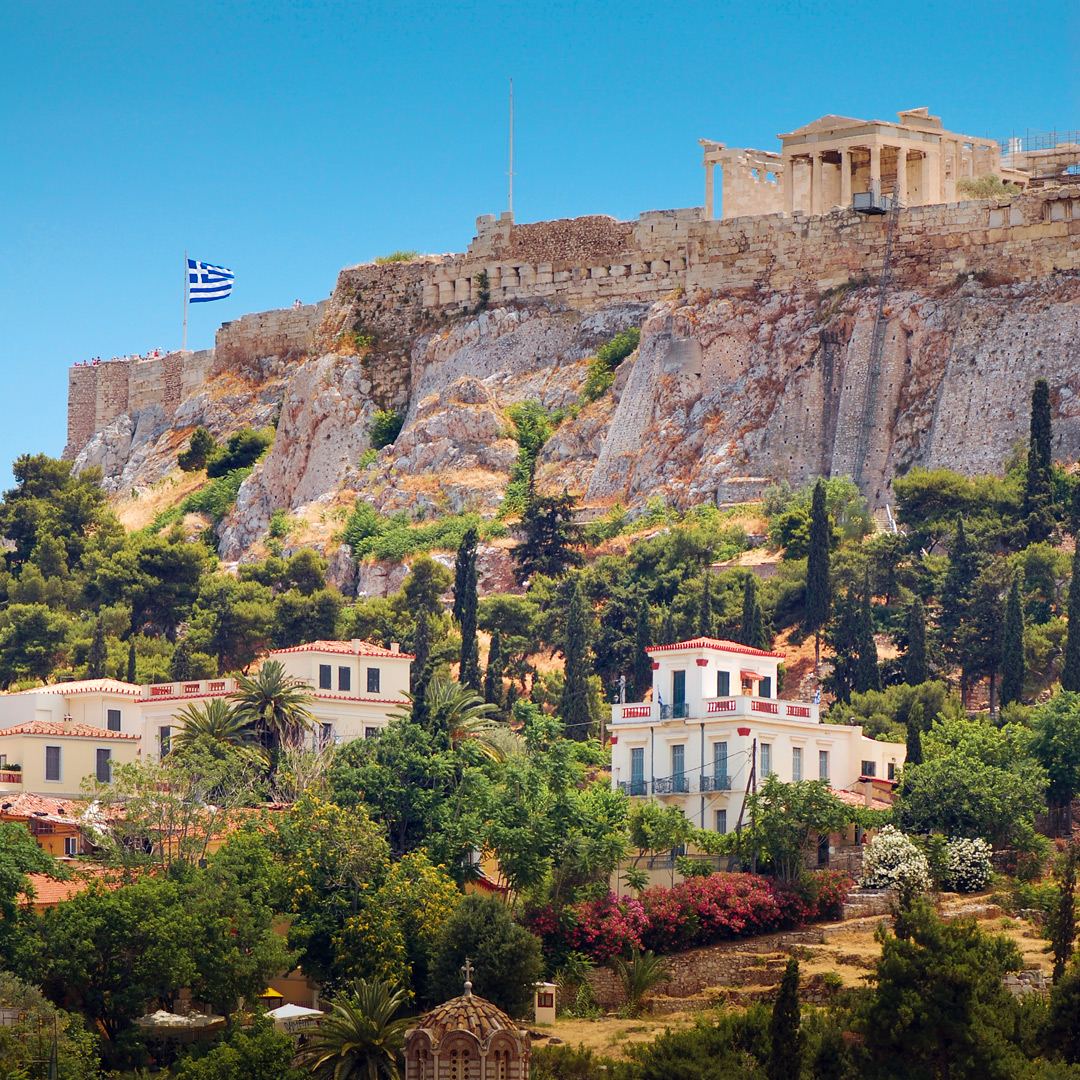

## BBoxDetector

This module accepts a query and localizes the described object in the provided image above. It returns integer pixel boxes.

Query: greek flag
[188,258,234,303]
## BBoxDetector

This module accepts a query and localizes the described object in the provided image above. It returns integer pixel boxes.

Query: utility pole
[508,78,515,216]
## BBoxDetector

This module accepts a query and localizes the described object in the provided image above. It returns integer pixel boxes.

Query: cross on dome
[461,957,474,996]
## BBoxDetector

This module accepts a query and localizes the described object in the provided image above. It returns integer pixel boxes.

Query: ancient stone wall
[326,187,1080,331]
[213,302,327,374]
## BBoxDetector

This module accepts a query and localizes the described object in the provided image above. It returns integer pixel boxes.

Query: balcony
[699,773,732,792]
[653,774,690,795]
[619,773,732,797]
[0,770,23,787]
[142,678,235,701]
[612,696,818,726]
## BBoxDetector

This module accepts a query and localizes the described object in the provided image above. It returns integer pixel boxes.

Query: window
[319,664,332,690]
[107,709,121,732]
[96,748,112,784]
[792,747,802,782]
[713,741,728,787]
[760,743,772,777]
[320,723,334,748]
[45,746,61,782]
[64,836,79,857]
[338,666,351,692]
[671,744,685,790]
[716,670,730,697]
[888,762,896,781]
[630,747,646,796]
[672,669,686,705]
[759,676,772,699]
[160,726,171,758]
[716,808,727,834]
[861,760,877,778]
[819,750,829,781]
[365,727,378,740]
[367,667,380,694]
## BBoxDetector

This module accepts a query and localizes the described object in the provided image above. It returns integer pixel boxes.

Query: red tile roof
[830,787,893,812]
[9,678,141,697]
[648,637,784,659]
[270,639,414,659]
[0,721,138,740]
[0,792,84,818]
[22,866,121,906]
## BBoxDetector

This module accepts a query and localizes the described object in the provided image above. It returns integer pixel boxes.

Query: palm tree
[171,698,255,753]
[408,675,511,760]
[610,948,672,1016]
[296,978,409,1080]
[229,660,315,752]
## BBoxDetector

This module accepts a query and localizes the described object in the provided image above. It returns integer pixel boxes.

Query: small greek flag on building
[188,258,234,303]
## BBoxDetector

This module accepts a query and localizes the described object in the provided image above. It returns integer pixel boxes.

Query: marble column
[896,146,908,204]
[785,158,796,214]
[840,148,852,207]
[811,153,823,215]
[869,145,881,198]
[704,159,715,220]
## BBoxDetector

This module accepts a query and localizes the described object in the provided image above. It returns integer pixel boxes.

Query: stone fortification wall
[326,188,1080,333]
[213,301,327,374]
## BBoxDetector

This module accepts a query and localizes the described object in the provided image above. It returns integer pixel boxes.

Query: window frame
[337,666,351,692]
[366,667,381,694]
[44,745,62,783]
[716,808,727,834]
[318,664,332,690]
[759,742,772,777]
[819,749,829,781]
[716,670,730,697]
[106,709,121,732]
[95,747,112,785]
[791,746,802,782]
[861,760,877,778]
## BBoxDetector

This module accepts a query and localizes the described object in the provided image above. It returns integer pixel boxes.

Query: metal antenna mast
[508,78,515,215]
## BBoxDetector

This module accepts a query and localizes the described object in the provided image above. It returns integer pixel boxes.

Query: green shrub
[206,427,273,477]
[370,409,405,450]
[357,448,379,470]
[500,401,556,517]
[181,468,254,523]
[957,174,1023,198]
[374,249,420,264]
[342,504,501,563]
[581,327,640,403]
[268,509,292,539]
[178,426,217,472]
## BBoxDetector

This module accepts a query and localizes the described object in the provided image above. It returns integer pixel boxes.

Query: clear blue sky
[1,0,1076,483]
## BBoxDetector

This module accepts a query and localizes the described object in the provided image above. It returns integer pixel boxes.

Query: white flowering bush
[859,826,932,898]
[942,837,993,893]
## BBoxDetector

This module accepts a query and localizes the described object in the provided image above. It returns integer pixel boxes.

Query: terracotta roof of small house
[21,866,121,907]
[648,637,784,659]
[269,640,415,660]
[410,994,520,1044]
[0,720,138,740]
[8,678,141,697]
[0,792,84,818]
[830,787,893,812]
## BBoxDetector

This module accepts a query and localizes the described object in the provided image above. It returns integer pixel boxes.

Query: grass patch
[375,250,420,264]
[343,505,508,562]
[581,327,640,403]
[148,467,254,532]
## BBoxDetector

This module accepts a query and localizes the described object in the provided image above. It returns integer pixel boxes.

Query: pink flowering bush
[523,870,853,962]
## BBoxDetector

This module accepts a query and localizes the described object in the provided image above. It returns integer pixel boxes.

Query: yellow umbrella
[259,987,285,1000]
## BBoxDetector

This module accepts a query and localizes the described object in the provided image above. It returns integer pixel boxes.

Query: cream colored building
[139,639,413,760]
[701,106,1028,219]
[609,637,905,838]
[0,720,139,799]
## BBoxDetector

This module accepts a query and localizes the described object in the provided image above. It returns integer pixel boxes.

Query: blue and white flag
[188,258,234,303]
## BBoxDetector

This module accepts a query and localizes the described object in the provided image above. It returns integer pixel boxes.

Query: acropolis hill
[64,107,1080,571]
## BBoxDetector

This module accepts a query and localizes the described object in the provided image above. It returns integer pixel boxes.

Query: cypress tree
[854,573,879,694]
[698,570,714,637]
[904,596,929,686]
[740,574,768,652]
[940,516,980,701]
[632,592,653,701]
[169,637,194,681]
[1064,544,1080,693]
[454,527,481,691]
[1049,843,1079,984]
[766,958,802,1080]
[827,587,860,703]
[660,606,675,647]
[905,703,924,767]
[86,620,107,680]
[484,629,504,708]
[1024,378,1055,543]
[1001,573,1026,707]
[559,577,594,741]
[126,640,137,685]
[411,613,432,695]
[804,480,831,667]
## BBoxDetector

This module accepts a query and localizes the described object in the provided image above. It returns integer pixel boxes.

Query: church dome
[411,993,521,1045]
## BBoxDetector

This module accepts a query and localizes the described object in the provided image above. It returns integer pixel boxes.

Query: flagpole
[182,250,188,352]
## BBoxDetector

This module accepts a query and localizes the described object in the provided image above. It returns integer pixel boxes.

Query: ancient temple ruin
[700,107,1053,219]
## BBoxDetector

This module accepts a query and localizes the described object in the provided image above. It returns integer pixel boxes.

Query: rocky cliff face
[72,269,1080,573]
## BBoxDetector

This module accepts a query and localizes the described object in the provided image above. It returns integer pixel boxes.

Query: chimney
[62,713,73,732]
[390,642,400,654]
[351,639,362,652]
[864,780,874,809]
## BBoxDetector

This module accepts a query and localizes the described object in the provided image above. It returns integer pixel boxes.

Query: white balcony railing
[142,678,235,701]
[611,696,819,725]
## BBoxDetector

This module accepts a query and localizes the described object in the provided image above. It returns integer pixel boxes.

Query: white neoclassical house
[609,637,905,836]
[0,640,414,792]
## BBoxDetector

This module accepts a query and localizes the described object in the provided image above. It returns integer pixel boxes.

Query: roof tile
[0,720,139,740]
[648,637,784,659]
[269,639,415,660]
